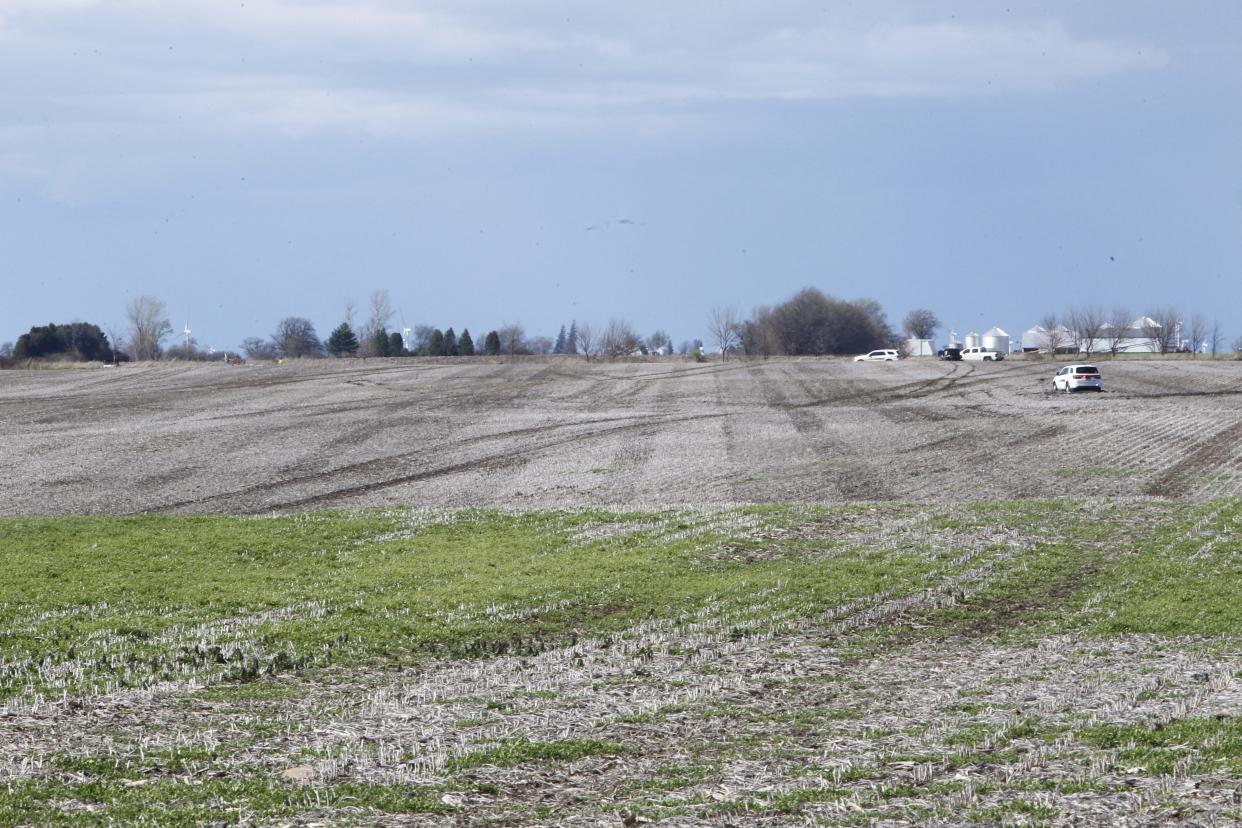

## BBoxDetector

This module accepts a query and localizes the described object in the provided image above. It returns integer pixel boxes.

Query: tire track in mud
[1105,408,1225,494]
[778,360,1047,410]
[745,363,895,501]
[1142,418,1242,496]
[141,413,652,513]
[711,370,743,502]
[140,411,725,514]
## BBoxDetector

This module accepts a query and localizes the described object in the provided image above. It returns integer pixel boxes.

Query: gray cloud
[0,1,1176,203]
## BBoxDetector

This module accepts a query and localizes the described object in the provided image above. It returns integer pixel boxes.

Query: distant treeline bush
[10,322,121,363]
[741,288,897,356]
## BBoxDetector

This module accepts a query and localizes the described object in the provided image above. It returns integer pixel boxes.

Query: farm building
[1022,317,1167,354]
[1096,317,1165,353]
[904,338,935,356]
[1021,325,1079,353]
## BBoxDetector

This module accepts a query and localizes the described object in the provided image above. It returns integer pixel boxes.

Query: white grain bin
[981,326,1010,354]
[963,331,981,349]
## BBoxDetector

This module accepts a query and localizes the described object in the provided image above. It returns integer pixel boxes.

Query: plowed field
[3,357,1242,515]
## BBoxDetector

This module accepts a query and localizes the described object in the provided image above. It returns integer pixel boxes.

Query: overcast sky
[3,1,1240,352]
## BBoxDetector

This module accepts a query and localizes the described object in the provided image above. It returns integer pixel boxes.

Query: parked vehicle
[1053,364,1102,392]
[938,346,962,361]
[960,346,1004,361]
[854,349,900,362]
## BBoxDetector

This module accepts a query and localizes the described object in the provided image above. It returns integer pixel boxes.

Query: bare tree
[410,325,435,354]
[739,305,779,356]
[1209,319,1224,358]
[1105,306,1132,357]
[124,295,172,361]
[1143,307,1180,353]
[497,322,526,356]
[1066,306,1105,356]
[902,308,939,340]
[600,318,641,359]
[1138,315,1163,354]
[575,322,597,361]
[1038,313,1065,355]
[104,324,125,365]
[1188,314,1208,357]
[240,336,277,360]
[271,317,322,359]
[368,289,393,335]
[1233,336,1242,358]
[706,306,741,358]
[343,297,357,330]
[356,289,395,356]
[528,335,554,355]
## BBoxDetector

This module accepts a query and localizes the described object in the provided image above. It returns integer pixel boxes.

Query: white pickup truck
[960,346,1004,361]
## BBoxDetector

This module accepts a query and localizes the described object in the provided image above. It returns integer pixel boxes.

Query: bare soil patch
[4,357,1242,516]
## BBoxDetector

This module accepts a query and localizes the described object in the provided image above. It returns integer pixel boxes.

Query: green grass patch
[1,500,1237,703]
[1054,466,1131,479]
[444,738,626,772]
[630,761,718,793]
[1088,501,1242,637]
[970,799,1059,822]
[0,507,952,700]
[1077,717,1242,776]
[0,776,451,826]
[195,680,306,703]
[766,785,849,813]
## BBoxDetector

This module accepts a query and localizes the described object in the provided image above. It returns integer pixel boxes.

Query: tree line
[4,287,1237,366]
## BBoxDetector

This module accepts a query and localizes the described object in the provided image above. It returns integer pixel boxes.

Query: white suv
[854,349,900,362]
[1053,364,1102,392]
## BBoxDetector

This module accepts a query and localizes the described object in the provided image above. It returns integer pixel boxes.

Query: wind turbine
[399,310,412,353]
[183,315,193,351]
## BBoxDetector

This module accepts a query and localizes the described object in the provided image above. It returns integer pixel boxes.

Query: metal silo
[981,326,1010,354]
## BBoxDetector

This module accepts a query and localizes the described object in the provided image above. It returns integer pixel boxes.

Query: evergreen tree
[459,328,475,356]
[326,322,359,357]
[427,328,445,356]
[484,330,501,355]
[565,321,578,354]
[14,322,113,362]
[443,327,458,356]
[371,327,391,357]
[389,331,405,356]
[553,325,567,354]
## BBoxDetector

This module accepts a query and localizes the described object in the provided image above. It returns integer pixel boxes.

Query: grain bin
[981,326,1010,354]
[963,331,981,349]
